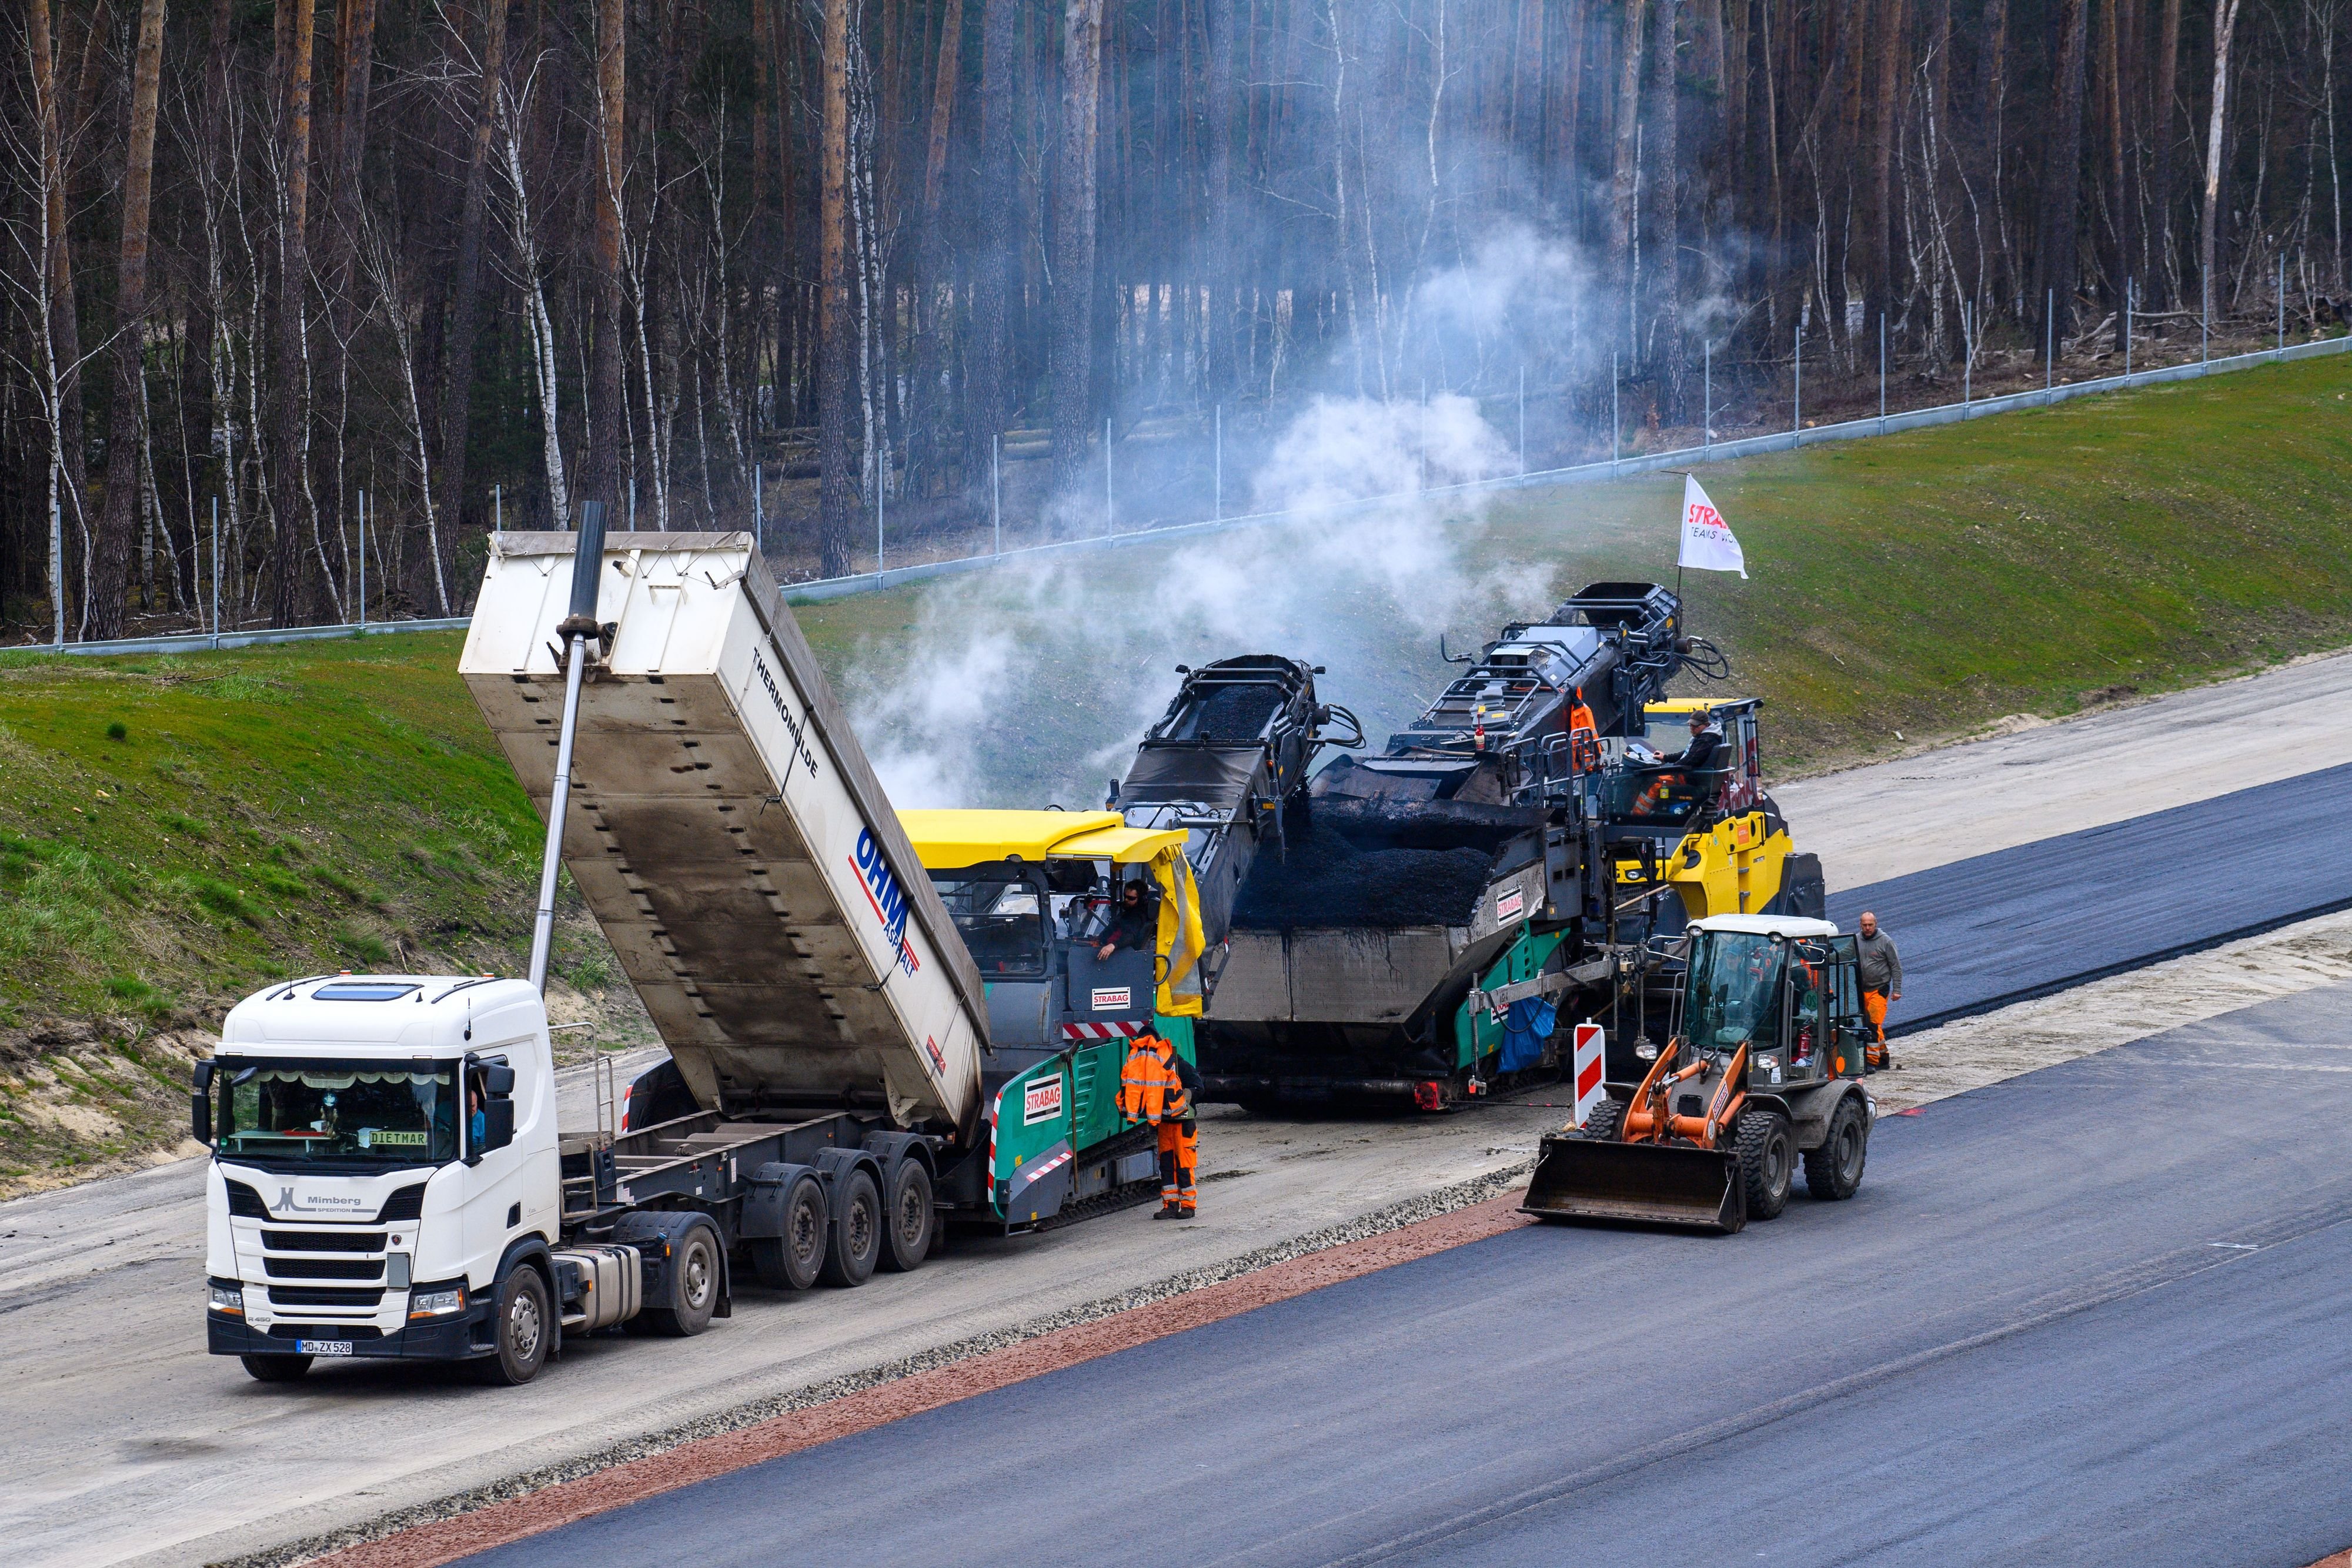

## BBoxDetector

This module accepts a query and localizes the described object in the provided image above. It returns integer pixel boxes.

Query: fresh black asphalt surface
[1829,759,2352,1031]
[460,982,2352,1567]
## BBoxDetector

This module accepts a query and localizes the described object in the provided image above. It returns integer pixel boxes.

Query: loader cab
[1675,915,1869,1086]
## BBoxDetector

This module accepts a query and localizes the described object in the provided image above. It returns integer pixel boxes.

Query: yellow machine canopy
[896,809,1208,1015]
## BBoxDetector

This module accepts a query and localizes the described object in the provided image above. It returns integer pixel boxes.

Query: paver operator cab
[195,524,1192,1387]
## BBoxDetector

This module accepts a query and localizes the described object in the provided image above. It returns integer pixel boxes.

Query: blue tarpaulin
[1498,996,1556,1072]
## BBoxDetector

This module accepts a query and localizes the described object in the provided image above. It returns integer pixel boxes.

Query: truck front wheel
[240,1354,312,1383]
[477,1266,553,1385]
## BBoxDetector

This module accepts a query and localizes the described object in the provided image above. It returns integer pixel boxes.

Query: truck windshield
[213,1058,458,1168]
[933,878,1047,975]
[1685,932,1785,1051]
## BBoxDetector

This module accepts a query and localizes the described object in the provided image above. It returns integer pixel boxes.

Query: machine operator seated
[1093,877,1157,962]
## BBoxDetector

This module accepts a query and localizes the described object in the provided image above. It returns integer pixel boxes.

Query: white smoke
[836,223,1619,810]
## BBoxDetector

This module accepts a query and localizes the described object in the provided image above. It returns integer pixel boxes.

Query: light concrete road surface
[1778,646,2352,889]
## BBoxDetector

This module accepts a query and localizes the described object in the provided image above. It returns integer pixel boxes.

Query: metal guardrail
[18,332,2347,650]
[6,616,472,660]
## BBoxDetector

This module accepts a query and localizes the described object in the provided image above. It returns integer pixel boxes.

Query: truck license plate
[298,1339,355,1356]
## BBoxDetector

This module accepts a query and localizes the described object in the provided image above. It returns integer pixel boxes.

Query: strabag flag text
[1678,474,1748,579]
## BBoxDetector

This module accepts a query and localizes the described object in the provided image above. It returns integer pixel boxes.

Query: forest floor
[5,351,2351,1192]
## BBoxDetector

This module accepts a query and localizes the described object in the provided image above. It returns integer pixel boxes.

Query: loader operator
[1119,1031,1202,1219]
[1856,910,1903,1070]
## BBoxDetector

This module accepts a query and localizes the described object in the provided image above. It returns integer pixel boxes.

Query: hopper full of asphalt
[1230,816,1495,932]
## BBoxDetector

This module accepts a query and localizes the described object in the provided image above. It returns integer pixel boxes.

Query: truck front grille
[264,1256,384,1281]
[266,1285,386,1308]
[263,1229,386,1253]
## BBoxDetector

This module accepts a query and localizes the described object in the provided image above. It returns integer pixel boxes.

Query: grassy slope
[3,354,2347,1186]
[0,637,643,1189]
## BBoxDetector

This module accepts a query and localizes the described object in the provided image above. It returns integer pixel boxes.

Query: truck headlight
[408,1284,467,1319]
[208,1279,244,1316]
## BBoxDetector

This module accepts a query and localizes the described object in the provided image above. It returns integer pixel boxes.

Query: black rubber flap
[1122,744,1264,812]
[1521,1133,1745,1233]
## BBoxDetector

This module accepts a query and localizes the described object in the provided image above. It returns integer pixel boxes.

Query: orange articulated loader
[1522,914,1876,1235]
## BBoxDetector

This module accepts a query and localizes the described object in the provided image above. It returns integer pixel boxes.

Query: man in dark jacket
[1673,709,1722,770]
[1095,879,1154,962]
[1856,910,1903,1069]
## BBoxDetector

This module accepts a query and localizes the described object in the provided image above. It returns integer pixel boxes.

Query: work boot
[1177,1205,1197,1219]
[1153,1205,1181,1220]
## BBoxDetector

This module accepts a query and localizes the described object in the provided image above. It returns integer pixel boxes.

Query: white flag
[1678,474,1747,579]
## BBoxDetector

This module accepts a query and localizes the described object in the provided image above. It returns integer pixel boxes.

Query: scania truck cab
[198,976,580,1383]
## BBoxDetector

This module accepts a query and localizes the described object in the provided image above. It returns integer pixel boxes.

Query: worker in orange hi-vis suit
[1855,910,1903,1071]
[1118,1031,1202,1218]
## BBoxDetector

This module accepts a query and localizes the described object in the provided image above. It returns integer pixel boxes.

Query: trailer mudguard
[741,1162,819,1241]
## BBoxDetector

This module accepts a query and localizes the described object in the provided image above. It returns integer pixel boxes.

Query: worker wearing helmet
[1118,1031,1202,1218]
[1566,688,1601,774]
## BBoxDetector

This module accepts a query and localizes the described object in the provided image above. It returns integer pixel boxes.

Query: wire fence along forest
[5,0,2349,647]
[32,321,2348,654]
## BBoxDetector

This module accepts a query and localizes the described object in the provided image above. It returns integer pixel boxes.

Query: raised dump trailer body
[461,531,987,1132]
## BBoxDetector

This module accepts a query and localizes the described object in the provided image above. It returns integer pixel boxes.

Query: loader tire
[1733,1108,1794,1222]
[1579,1096,1622,1141]
[1803,1096,1869,1201]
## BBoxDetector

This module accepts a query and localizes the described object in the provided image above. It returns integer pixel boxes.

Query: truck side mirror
[191,1060,215,1146]
[483,1063,517,1096]
[481,1098,516,1153]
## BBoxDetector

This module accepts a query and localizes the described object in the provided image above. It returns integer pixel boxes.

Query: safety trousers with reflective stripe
[1158,1119,1197,1209]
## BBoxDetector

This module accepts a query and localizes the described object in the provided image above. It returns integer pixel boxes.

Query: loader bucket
[1521,1132,1746,1233]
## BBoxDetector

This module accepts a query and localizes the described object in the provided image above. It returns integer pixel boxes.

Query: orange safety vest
[1118,1036,1190,1123]
[1566,702,1601,771]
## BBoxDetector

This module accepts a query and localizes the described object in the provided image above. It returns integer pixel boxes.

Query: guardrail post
[993,433,1003,553]
[1611,353,1621,476]
[2278,253,2287,355]
[209,495,220,649]
[2124,278,2133,382]
[1963,301,1973,413]
[1792,325,1801,450]
[1879,313,1887,433]
[2046,289,2055,403]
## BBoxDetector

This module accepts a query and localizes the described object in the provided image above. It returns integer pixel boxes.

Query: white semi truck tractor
[197,512,1175,1385]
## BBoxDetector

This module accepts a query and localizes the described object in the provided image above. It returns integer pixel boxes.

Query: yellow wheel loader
[1522,914,1875,1233]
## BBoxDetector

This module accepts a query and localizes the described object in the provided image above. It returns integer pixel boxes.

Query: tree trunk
[433,0,507,604]
[27,0,86,640]
[818,0,854,576]
[269,0,319,626]
[1205,0,1237,400]
[1864,0,1905,332]
[585,0,628,523]
[2199,0,2246,317]
[2102,0,2129,348]
[2149,0,2183,304]
[1607,0,1648,356]
[1645,0,1683,413]
[86,0,168,638]
[1048,0,1106,519]
[908,0,963,497]
[2036,0,2092,342]
[964,0,1018,498]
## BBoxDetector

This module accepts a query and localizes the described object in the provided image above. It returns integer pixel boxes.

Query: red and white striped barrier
[1572,1023,1606,1127]
[1061,1021,1147,1041]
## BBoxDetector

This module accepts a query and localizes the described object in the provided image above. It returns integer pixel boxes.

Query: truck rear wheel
[818,1168,881,1287]
[642,1222,721,1336]
[1733,1108,1794,1222]
[1803,1096,1869,1201]
[876,1159,934,1273]
[240,1354,312,1383]
[477,1266,553,1385]
[748,1172,827,1290]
